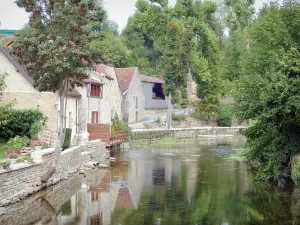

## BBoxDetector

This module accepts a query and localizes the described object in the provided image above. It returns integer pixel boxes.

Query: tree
[14,0,105,182]
[234,0,300,181]
[90,31,128,67]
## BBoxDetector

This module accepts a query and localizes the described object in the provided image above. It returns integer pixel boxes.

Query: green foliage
[90,32,128,67]
[172,113,185,121]
[29,120,45,140]
[154,117,162,125]
[6,136,27,151]
[217,105,233,127]
[0,109,47,140]
[1,161,10,169]
[14,0,105,92]
[22,156,29,161]
[112,114,132,137]
[0,72,7,92]
[292,163,300,186]
[61,200,72,215]
[62,128,72,150]
[234,0,300,181]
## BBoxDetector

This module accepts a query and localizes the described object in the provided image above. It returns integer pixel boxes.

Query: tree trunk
[166,92,172,130]
[41,81,68,183]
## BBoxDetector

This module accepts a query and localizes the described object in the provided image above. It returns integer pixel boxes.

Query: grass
[132,137,195,148]
[190,111,205,120]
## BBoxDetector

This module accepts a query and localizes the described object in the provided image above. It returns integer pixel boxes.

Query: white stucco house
[140,75,168,109]
[115,67,145,124]
[0,43,80,144]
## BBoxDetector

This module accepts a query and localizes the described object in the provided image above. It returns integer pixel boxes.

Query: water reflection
[1,137,300,225]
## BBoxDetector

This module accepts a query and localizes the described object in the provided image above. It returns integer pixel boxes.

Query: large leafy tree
[14,0,105,182]
[234,0,300,181]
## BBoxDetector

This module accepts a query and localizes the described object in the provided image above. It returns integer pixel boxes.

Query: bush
[0,109,47,140]
[62,128,72,150]
[6,136,27,151]
[292,163,300,186]
[217,105,233,127]
[172,113,185,121]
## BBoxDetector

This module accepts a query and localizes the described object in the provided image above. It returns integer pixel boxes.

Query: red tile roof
[3,36,16,47]
[115,67,137,94]
[140,74,164,84]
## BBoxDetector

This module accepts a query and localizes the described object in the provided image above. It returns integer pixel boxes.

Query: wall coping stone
[0,163,37,174]
[132,127,248,132]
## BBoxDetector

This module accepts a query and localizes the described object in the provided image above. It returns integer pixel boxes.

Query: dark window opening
[90,84,103,98]
[152,83,165,100]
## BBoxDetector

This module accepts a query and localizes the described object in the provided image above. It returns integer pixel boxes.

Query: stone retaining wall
[132,127,247,140]
[0,140,108,207]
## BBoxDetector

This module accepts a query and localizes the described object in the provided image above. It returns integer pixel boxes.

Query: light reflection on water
[1,137,300,225]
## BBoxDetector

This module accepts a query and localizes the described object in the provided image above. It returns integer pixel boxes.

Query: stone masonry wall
[0,140,108,207]
[132,127,247,140]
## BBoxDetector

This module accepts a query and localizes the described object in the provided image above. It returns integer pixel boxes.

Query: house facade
[115,67,145,124]
[1,37,124,146]
[140,75,168,109]
[0,44,78,144]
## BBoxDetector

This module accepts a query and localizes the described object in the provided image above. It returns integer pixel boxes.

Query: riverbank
[0,140,109,207]
[131,126,247,140]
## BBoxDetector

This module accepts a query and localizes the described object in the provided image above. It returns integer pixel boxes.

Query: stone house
[140,74,168,109]
[0,43,81,144]
[76,64,122,128]
[115,67,145,123]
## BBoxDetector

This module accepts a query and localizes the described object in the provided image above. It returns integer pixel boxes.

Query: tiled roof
[115,67,137,94]
[140,74,164,84]
[4,36,16,47]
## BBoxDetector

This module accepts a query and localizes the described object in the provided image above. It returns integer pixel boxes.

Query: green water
[1,137,300,225]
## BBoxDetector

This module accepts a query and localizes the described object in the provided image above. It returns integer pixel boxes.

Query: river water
[1,137,300,225]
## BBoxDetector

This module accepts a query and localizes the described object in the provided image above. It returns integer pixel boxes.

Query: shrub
[292,163,300,186]
[154,117,162,124]
[217,105,233,127]
[1,161,10,169]
[172,113,185,121]
[62,128,72,150]
[112,114,131,137]
[22,156,30,161]
[6,136,27,151]
[0,109,47,140]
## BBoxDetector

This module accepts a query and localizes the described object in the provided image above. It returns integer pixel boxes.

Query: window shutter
[96,111,99,124]
[92,111,95,124]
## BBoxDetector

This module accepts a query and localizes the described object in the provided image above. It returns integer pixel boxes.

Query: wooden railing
[88,124,126,146]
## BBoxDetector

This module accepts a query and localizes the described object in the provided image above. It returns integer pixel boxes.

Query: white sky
[0,0,271,32]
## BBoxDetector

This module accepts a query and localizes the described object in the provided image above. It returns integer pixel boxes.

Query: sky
[0,0,272,32]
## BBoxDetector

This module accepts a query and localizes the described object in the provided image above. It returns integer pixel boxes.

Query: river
[1,136,300,225]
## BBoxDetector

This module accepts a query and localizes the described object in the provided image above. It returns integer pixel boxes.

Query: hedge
[0,109,47,140]
[62,128,72,150]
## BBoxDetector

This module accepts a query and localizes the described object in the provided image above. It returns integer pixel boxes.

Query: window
[91,111,99,124]
[152,83,165,100]
[90,84,103,98]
